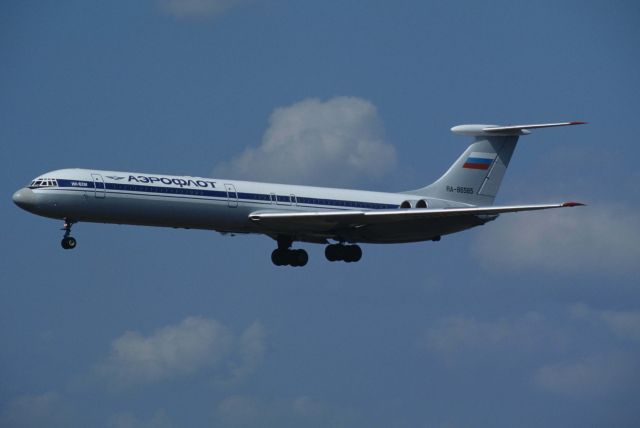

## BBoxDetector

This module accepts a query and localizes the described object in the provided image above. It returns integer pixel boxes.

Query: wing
[249,202,585,237]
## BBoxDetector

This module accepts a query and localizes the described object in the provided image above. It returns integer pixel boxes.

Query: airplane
[12,121,585,267]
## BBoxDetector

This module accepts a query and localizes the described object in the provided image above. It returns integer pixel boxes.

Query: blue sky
[1,1,639,427]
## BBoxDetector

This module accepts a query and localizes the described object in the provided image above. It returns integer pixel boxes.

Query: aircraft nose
[12,188,37,210]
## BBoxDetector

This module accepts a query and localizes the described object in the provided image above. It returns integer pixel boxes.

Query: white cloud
[158,0,246,19]
[228,321,267,381]
[107,410,174,428]
[214,395,358,428]
[215,395,262,426]
[214,96,397,187]
[423,305,640,361]
[600,310,640,342]
[472,204,640,276]
[98,317,265,387]
[570,303,640,343]
[421,304,640,400]
[0,393,73,428]
[534,352,639,399]
[422,311,554,359]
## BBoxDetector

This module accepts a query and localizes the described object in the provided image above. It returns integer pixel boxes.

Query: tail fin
[408,122,586,206]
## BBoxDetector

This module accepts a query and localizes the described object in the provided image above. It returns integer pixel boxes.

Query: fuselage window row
[58,180,396,210]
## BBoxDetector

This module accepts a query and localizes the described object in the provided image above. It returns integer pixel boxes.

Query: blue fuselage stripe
[54,179,399,210]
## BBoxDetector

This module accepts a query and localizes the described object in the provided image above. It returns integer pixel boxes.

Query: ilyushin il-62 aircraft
[13,121,585,267]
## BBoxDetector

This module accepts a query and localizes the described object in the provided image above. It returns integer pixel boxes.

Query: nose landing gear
[60,219,77,250]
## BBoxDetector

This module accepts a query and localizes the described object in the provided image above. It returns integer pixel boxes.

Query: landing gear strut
[271,236,308,267]
[325,244,362,263]
[60,219,77,250]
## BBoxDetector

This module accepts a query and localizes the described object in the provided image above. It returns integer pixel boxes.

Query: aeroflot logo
[127,175,217,188]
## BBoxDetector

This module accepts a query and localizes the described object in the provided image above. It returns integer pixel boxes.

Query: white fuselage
[14,168,474,244]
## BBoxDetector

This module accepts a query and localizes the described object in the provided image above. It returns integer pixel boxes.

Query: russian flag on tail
[463,152,497,170]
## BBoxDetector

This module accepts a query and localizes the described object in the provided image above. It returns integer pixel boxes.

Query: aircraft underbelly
[257,215,488,244]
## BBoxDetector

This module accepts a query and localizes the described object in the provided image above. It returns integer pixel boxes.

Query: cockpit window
[29,178,58,189]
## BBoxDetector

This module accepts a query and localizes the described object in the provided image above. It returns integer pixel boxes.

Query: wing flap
[249,210,367,233]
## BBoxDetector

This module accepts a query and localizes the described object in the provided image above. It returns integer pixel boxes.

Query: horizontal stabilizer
[452,121,586,137]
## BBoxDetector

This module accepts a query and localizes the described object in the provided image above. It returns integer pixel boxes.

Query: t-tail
[408,121,586,206]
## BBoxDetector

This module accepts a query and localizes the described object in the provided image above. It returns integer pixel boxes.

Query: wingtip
[569,121,587,125]
[562,201,586,207]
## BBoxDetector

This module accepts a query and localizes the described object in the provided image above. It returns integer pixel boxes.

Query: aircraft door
[91,173,106,198]
[224,183,238,208]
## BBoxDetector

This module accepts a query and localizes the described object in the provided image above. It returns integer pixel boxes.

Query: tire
[271,249,285,266]
[294,249,308,267]
[325,245,336,261]
[61,237,76,250]
[348,245,362,262]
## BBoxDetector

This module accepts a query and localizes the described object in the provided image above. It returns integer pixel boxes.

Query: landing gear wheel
[60,218,77,250]
[325,244,362,262]
[271,248,309,267]
[271,249,286,266]
[61,236,77,250]
[346,245,362,262]
[271,236,309,267]
[325,244,339,261]
[291,249,308,267]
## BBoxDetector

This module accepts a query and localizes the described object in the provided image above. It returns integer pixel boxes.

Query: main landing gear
[325,244,362,263]
[270,237,363,266]
[271,237,308,267]
[60,219,77,250]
